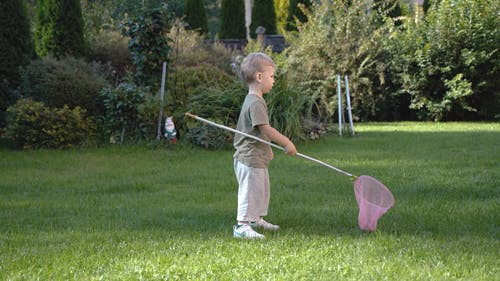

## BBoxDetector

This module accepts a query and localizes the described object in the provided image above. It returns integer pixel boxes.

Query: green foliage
[34,0,86,58]
[0,0,34,127]
[166,24,236,129]
[88,30,133,80]
[274,0,290,34]
[21,56,110,116]
[5,98,95,149]
[163,23,240,146]
[250,0,278,37]
[121,5,173,86]
[168,64,235,112]
[286,0,393,122]
[186,85,246,123]
[205,0,221,39]
[168,21,233,71]
[267,56,306,141]
[185,123,231,150]
[388,0,500,120]
[0,123,499,280]
[286,0,311,31]
[183,0,209,34]
[100,82,153,144]
[219,0,246,39]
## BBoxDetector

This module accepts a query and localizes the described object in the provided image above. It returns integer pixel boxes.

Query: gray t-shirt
[233,94,272,168]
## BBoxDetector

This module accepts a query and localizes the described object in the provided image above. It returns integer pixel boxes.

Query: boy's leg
[233,159,268,239]
[248,167,280,231]
[234,160,268,222]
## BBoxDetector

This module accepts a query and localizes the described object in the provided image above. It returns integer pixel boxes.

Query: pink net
[354,175,395,232]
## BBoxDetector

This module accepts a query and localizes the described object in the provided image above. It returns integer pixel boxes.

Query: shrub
[88,30,132,81]
[266,51,306,141]
[100,82,153,144]
[186,84,246,123]
[168,21,233,71]
[184,83,242,150]
[285,0,393,122]
[274,0,290,34]
[5,99,95,149]
[34,0,86,58]
[21,56,110,116]
[286,0,311,31]
[168,64,235,112]
[388,0,500,120]
[184,123,231,150]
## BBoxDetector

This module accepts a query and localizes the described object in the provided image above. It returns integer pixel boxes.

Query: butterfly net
[354,175,395,232]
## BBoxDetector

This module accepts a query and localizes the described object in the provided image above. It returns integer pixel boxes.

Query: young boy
[233,52,297,239]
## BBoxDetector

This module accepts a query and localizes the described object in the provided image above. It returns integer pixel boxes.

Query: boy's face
[256,65,275,94]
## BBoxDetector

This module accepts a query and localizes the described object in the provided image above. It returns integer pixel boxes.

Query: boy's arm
[257,124,297,155]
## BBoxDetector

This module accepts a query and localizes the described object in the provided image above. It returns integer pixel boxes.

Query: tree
[219,0,246,39]
[250,0,277,37]
[0,0,34,127]
[121,5,173,86]
[286,0,311,31]
[184,0,209,34]
[274,0,290,34]
[34,0,86,58]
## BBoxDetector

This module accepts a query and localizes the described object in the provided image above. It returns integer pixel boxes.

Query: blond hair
[240,52,276,84]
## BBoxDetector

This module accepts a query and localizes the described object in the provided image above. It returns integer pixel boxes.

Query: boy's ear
[255,72,262,82]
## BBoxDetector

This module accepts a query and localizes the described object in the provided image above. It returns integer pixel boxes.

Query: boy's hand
[284,141,297,156]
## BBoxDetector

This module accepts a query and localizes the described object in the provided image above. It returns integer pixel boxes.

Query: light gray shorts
[234,159,270,222]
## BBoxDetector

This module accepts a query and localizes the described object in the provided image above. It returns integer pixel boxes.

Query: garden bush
[386,0,500,121]
[100,82,156,144]
[5,99,95,149]
[88,30,132,81]
[285,0,393,122]
[178,80,245,147]
[286,0,311,31]
[167,64,235,111]
[21,56,110,116]
[168,21,233,72]
[184,123,231,150]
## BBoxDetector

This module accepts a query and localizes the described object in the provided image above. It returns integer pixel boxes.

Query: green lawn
[0,122,499,280]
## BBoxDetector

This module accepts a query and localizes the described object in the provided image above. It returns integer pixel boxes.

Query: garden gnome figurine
[164,116,177,143]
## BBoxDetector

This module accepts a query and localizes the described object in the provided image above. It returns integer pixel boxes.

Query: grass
[0,122,499,280]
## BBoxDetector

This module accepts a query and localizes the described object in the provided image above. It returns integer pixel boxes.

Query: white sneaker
[250,219,280,231]
[233,224,265,239]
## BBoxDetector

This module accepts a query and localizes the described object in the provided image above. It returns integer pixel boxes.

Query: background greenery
[0,0,498,149]
[34,0,86,58]
[1,122,498,280]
